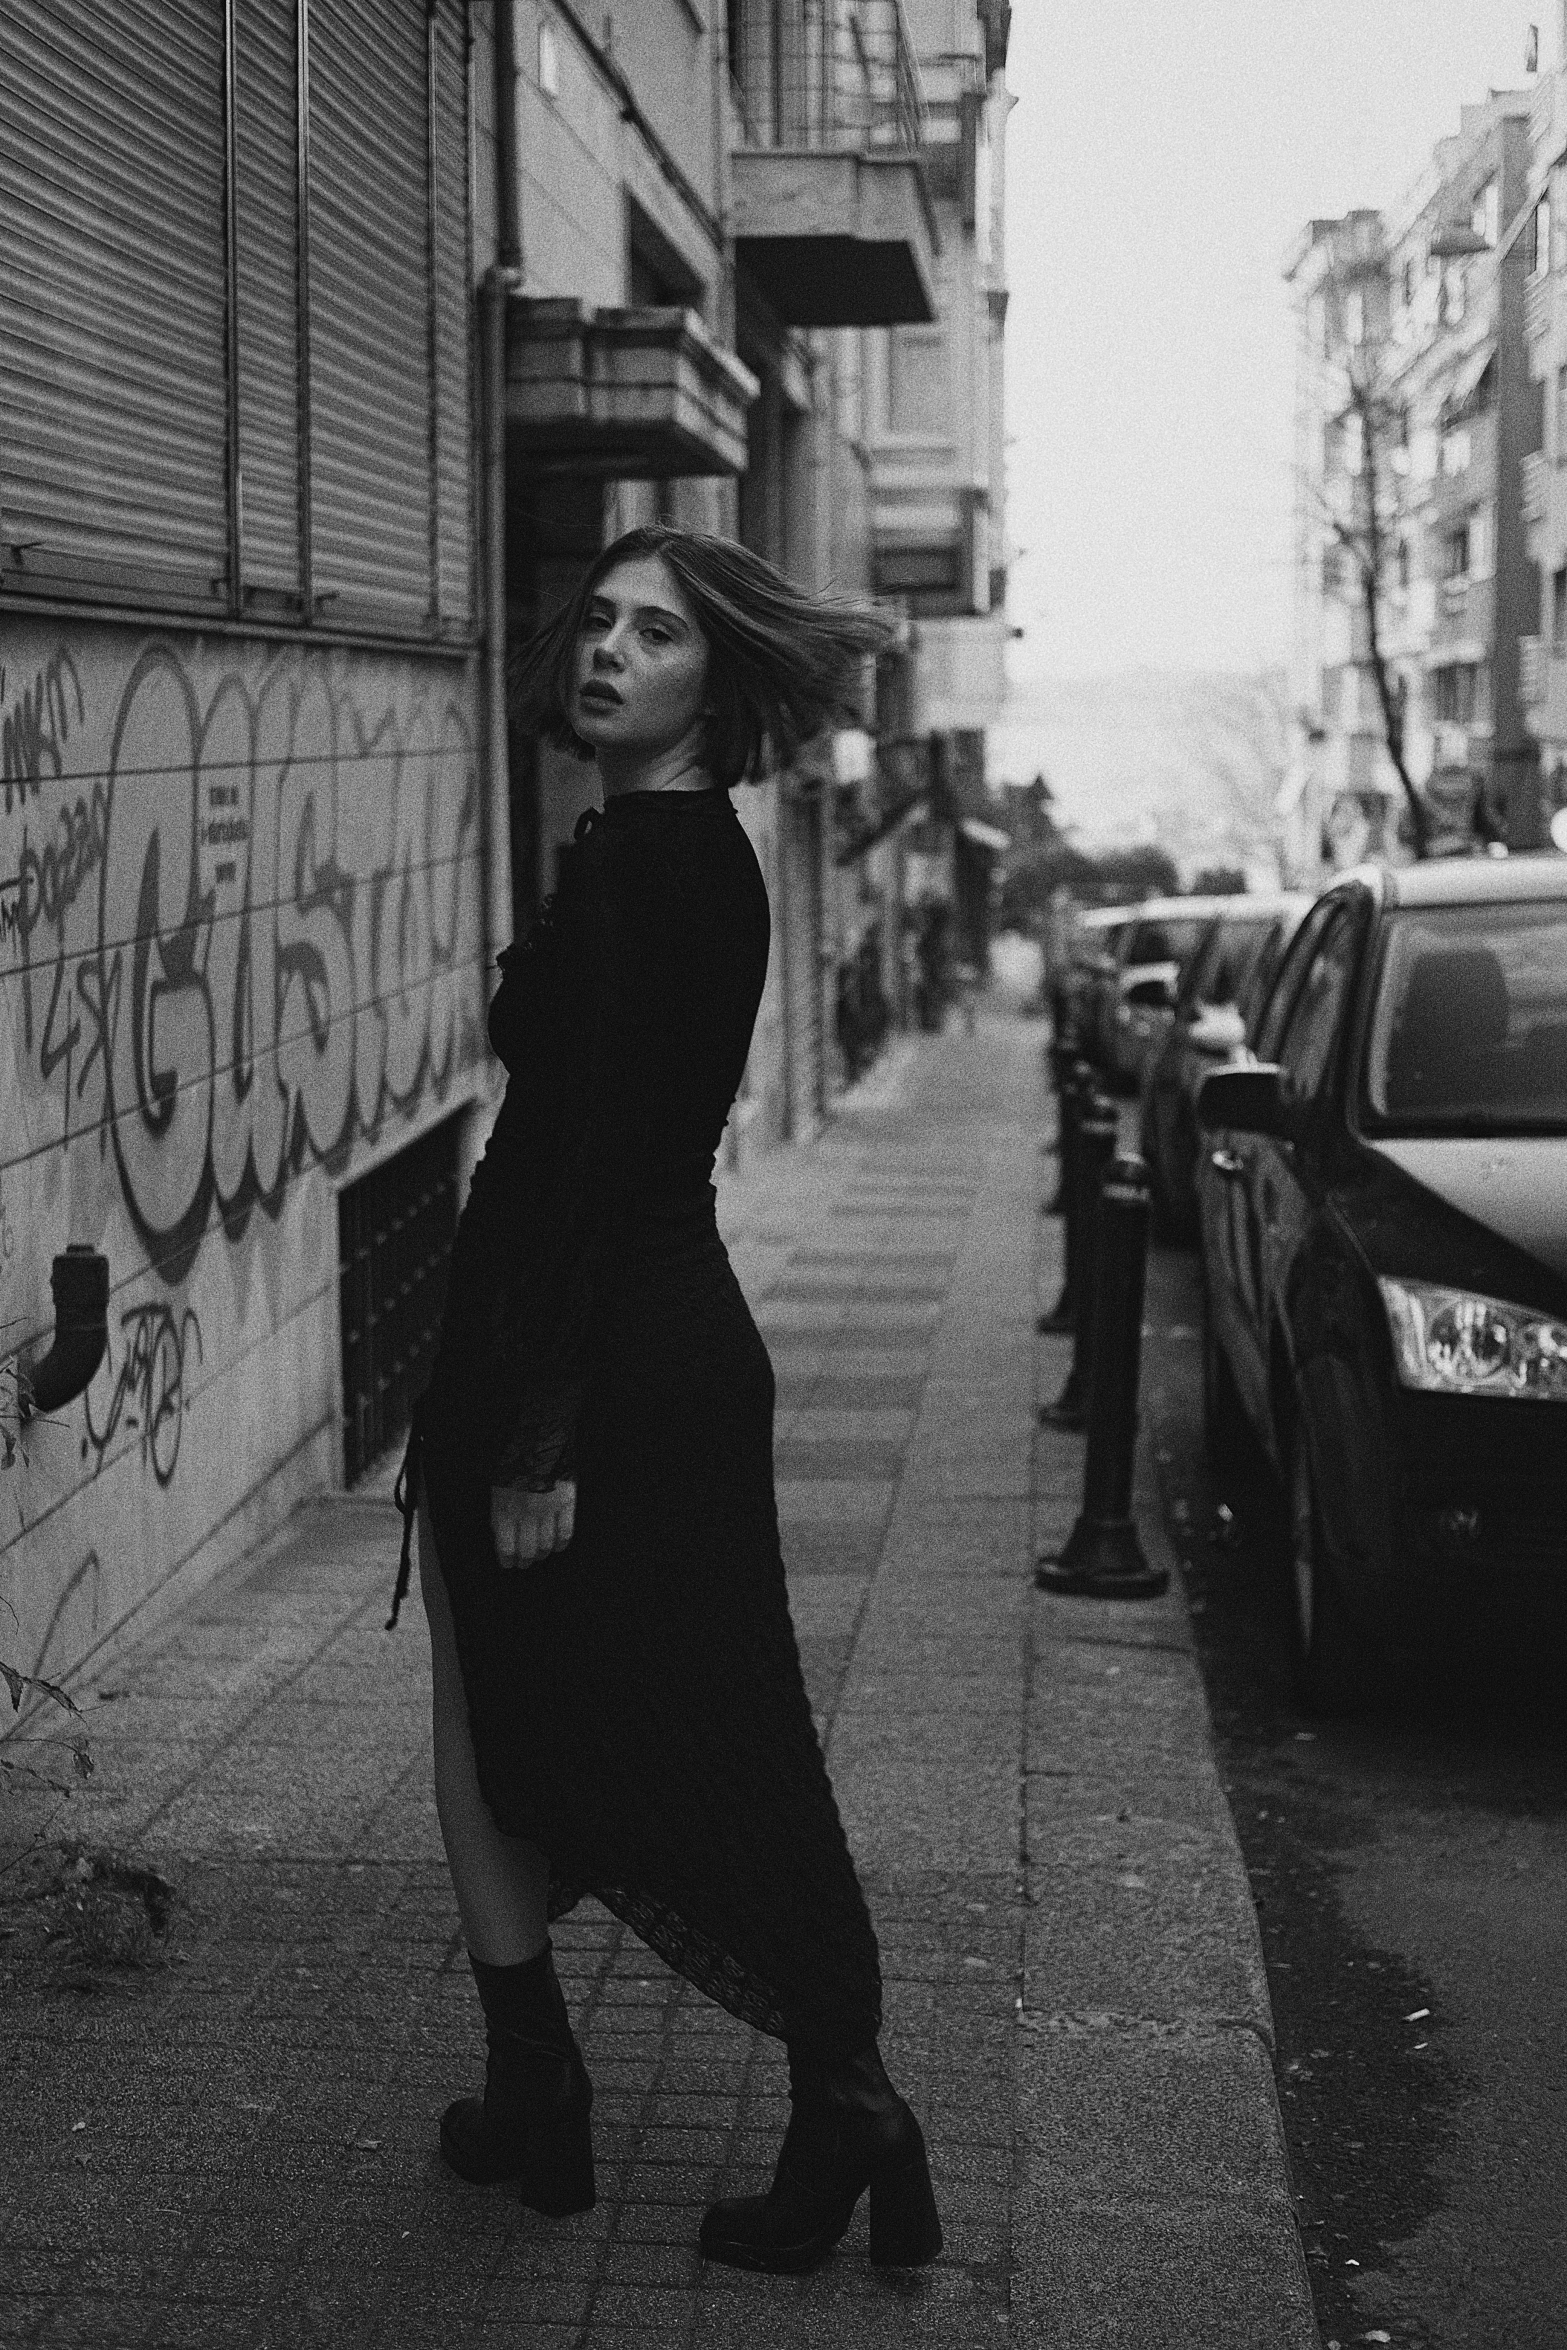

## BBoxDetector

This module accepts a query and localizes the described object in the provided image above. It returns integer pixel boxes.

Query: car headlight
[1379,1278,1567,1402]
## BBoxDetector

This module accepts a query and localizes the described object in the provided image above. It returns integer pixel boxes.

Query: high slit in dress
[397,783,883,2062]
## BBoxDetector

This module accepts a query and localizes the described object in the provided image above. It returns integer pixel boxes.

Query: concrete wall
[1,620,487,1688]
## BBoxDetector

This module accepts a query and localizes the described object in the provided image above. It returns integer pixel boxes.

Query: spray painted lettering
[81,1301,203,1488]
[1,650,84,815]
[4,638,485,1285]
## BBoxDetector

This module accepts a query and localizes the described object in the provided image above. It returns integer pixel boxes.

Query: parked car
[1195,856,1567,1712]
[1098,898,1225,1090]
[1139,894,1311,1236]
[1050,905,1133,1054]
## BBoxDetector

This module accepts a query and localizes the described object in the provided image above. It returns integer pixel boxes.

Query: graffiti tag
[82,1302,204,1488]
[4,640,485,1282]
[1,649,84,816]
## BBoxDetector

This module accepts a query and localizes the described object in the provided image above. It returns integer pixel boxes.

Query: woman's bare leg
[418,1500,550,1965]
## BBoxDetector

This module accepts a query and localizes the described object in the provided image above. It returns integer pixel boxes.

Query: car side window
[1180,921,1224,1009]
[1253,901,1337,1061]
[1274,910,1359,1103]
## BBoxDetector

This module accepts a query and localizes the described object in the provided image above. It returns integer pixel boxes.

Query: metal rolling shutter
[234,0,301,596]
[0,0,228,598]
[307,0,431,624]
[431,0,472,625]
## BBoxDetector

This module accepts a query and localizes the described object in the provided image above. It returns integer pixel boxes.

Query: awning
[1442,337,1495,421]
[958,816,1010,854]
[835,789,928,867]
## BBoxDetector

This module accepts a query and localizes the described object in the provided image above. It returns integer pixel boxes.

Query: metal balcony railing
[1520,633,1544,707]
[730,0,925,154]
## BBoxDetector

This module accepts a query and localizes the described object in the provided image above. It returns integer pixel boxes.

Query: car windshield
[1362,902,1567,1135]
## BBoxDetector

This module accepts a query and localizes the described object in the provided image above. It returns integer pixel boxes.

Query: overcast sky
[1003,0,1551,687]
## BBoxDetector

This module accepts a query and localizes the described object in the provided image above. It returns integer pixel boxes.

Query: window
[1365,905,1567,1133]
[1471,177,1499,249]
[1255,900,1341,1063]
[538,20,561,96]
[1433,664,1479,726]
[1533,194,1553,280]
[1443,524,1471,579]
[1439,425,1471,476]
[1276,909,1360,1106]
[1552,566,1567,653]
[1321,545,1343,597]
[1401,258,1415,309]
[1469,508,1492,581]
[1322,418,1342,476]
[886,327,950,437]
[1557,365,1567,462]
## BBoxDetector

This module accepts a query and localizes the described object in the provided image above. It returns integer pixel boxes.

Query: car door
[1242,903,1364,1437]
[1208,901,1337,1413]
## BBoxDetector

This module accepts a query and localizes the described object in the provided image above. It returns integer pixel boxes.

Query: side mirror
[1124,973,1175,1010]
[1197,1063,1296,1138]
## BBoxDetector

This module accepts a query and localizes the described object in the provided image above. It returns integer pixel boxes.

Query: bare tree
[1316,360,1431,859]
[1186,665,1293,866]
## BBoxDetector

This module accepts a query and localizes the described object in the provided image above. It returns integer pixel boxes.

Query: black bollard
[1036,1152,1168,1597]
[1041,1051,1084,1217]
[1038,1094,1118,1426]
[1037,1062,1089,1328]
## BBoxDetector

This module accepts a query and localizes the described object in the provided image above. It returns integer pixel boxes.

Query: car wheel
[1286,1431,1370,1718]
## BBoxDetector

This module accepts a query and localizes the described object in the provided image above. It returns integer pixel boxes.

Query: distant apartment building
[1283,93,1540,880]
[860,0,1013,978]
[1514,12,1567,845]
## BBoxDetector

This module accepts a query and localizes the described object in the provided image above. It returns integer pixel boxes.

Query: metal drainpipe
[481,0,525,986]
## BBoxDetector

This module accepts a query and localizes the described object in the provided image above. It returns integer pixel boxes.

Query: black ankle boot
[440,1944,595,2213]
[699,2040,941,2273]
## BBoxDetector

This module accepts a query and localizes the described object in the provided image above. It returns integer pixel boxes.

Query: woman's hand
[491,1477,577,1568]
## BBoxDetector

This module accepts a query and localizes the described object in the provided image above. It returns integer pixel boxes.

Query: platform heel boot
[698,2039,941,2274]
[439,1944,596,2214]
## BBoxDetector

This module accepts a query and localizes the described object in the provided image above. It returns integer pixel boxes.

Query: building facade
[3,0,1009,1697]
[1515,10,1567,846]
[1283,94,1542,880]
[2,0,496,1689]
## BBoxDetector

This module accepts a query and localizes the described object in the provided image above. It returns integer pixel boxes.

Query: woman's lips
[579,682,622,708]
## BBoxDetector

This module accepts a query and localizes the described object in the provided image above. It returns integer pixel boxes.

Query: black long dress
[406,783,883,2063]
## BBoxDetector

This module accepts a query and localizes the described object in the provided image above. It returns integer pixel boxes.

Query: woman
[392,526,942,2276]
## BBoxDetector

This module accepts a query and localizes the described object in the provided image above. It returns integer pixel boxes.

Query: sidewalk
[0,1008,1317,2350]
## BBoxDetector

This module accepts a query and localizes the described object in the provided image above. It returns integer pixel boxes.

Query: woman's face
[571,555,710,758]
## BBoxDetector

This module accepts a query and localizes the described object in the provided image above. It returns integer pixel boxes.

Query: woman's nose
[592,630,626,668]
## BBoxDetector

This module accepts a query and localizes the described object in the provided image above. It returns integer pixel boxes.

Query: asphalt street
[1141,1231,1567,2350]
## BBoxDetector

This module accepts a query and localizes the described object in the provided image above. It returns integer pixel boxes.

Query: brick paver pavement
[0,1008,1316,2348]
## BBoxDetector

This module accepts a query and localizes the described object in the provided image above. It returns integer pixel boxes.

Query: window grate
[338,1113,461,1485]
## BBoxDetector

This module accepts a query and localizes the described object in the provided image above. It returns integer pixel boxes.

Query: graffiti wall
[0,621,489,1686]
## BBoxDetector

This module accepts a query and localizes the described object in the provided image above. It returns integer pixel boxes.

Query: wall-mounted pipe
[22,1247,110,1420]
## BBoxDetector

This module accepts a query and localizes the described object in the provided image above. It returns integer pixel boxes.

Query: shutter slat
[307,0,433,617]
[235,0,301,591]
[434,0,472,623]
[0,0,228,589]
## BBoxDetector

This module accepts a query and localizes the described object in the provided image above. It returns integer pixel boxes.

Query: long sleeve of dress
[464,794,768,1492]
